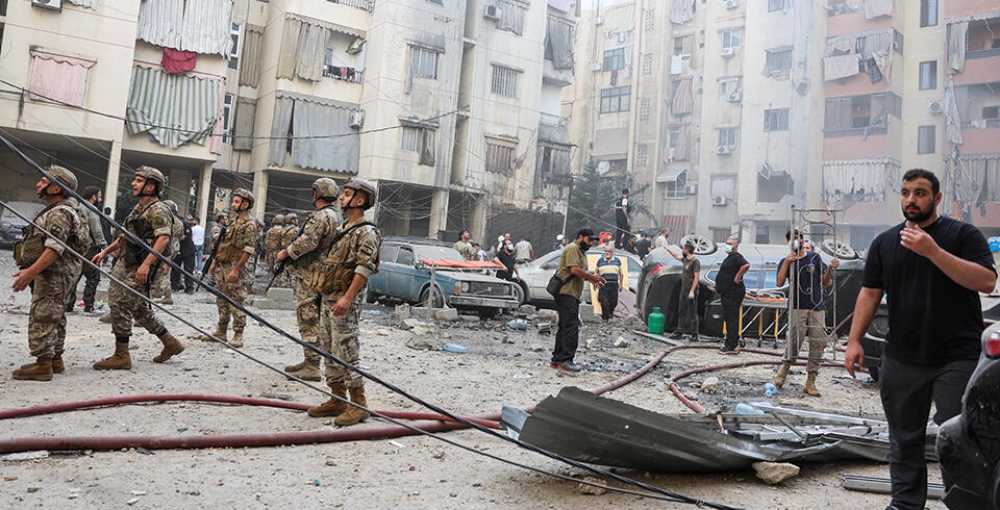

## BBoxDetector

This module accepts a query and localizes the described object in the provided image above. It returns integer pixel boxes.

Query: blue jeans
[194,245,204,272]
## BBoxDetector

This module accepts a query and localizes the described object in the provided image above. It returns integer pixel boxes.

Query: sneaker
[689,336,700,343]
[668,332,684,340]
[549,361,582,373]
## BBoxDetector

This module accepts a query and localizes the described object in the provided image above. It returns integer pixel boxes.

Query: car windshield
[708,270,778,290]
[412,245,465,262]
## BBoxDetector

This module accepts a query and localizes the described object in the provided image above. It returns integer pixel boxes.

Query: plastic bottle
[764,383,778,398]
[647,306,665,335]
[442,343,468,353]
[506,319,528,330]
[734,403,765,415]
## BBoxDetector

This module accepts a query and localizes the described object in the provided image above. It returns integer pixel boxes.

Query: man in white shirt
[653,228,671,250]
[191,217,206,273]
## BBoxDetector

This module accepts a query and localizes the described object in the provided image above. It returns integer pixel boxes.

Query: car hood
[436,271,515,284]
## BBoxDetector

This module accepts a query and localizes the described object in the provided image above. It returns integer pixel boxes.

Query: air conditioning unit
[713,195,727,206]
[349,110,365,129]
[346,37,365,55]
[725,0,739,10]
[717,145,732,155]
[727,90,742,102]
[685,184,698,195]
[721,47,735,58]
[928,101,944,114]
[591,62,602,71]
[32,0,62,11]
[484,4,501,20]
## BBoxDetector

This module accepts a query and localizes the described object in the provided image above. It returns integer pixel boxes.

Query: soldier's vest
[215,217,253,263]
[309,221,379,295]
[280,224,297,248]
[120,200,171,268]
[69,198,95,254]
[14,202,84,269]
[289,206,340,270]
[169,214,182,257]
[265,227,282,251]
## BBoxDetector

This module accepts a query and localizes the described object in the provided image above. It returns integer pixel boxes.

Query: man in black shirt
[493,240,520,282]
[845,169,997,510]
[715,237,749,354]
[634,232,652,260]
[613,189,631,249]
[667,243,701,341]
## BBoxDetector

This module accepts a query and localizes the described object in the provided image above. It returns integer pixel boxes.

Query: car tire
[515,281,528,306]
[419,286,444,308]
[821,239,859,260]
[680,234,717,255]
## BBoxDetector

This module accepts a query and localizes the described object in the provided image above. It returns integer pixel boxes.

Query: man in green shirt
[551,228,606,372]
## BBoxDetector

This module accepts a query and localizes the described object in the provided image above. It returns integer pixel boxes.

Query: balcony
[543,59,573,87]
[322,65,363,83]
[326,0,375,13]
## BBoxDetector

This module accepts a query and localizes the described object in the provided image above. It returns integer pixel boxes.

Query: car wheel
[419,286,444,308]
[680,234,717,255]
[515,281,528,306]
[821,239,859,260]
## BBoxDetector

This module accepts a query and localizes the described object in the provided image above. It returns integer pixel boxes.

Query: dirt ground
[0,255,947,510]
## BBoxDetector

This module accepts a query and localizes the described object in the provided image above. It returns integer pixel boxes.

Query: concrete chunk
[434,308,459,321]
[752,461,800,485]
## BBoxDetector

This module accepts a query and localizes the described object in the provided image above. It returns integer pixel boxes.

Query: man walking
[67,185,107,313]
[169,209,195,294]
[551,228,605,372]
[613,189,632,249]
[668,243,701,342]
[307,178,381,427]
[845,169,996,510]
[11,166,83,380]
[276,178,342,382]
[200,188,259,348]
[716,237,750,354]
[774,229,839,396]
[90,166,185,370]
[595,245,624,322]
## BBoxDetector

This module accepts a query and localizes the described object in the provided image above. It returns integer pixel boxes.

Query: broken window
[718,127,738,151]
[401,124,435,166]
[496,0,527,35]
[486,140,516,175]
[674,36,692,58]
[764,108,790,131]
[764,47,793,79]
[228,23,241,70]
[824,93,898,136]
[722,29,742,51]
[768,0,787,13]
[757,171,793,203]
[603,47,629,71]
[401,126,420,152]
[719,76,742,101]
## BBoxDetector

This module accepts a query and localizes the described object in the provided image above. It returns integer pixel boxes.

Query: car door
[392,246,425,301]
[367,244,398,296]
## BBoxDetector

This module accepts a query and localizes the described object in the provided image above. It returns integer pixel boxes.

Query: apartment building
[1,0,577,245]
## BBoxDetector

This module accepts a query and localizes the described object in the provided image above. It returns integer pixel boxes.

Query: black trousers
[170,253,196,291]
[675,287,699,337]
[615,224,630,249]
[67,247,101,310]
[552,294,581,364]
[879,355,977,510]
[720,289,744,351]
[598,287,619,321]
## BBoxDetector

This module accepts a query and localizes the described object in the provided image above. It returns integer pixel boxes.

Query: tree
[565,162,652,237]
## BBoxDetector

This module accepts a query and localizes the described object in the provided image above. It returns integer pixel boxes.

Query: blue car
[367,240,522,318]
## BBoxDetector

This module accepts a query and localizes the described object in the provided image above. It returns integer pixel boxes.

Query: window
[400,126,420,152]
[722,29,741,50]
[917,125,935,154]
[0,23,4,56]
[222,94,234,143]
[824,94,899,135]
[718,128,737,150]
[719,77,741,99]
[665,171,687,199]
[1,0,6,16]
[28,50,95,108]
[757,172,794,203]
[765,48,793,77]
[674,36,691,58]
[894,30,904,54]
[641,53,653,75]
[764,108,789,131]
[920,0,937,27]
[485,140,515,175]
[711,175,736,200]
[984,106,1000,120]
[396,247,414,266]
[228,23,241,70]
[602,47,628,71]
[635,144,648,167]
[491,65,520,98]
[600,86,631,114]
[768,0,786,13]
[919,61,937,90]
[639,97,651,121]
[711,228,731,244]
[410,46,438,79]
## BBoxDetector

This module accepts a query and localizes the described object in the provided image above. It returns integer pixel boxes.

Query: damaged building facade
[568,0,1000,246]
[0,0,578,244]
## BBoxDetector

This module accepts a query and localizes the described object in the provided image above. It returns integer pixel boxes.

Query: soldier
[153,200,183,305]
[275,178,342,382]
[278,213,299,287]
[90,166,185,370]
[11,166,84,381]
[200,188,260,348]
[264,214,285,283]
[307,177,381,427]
[65,186,106,313]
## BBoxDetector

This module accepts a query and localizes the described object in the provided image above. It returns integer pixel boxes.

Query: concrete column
[252,170,268,219]
[470,198,486,246]
[104,140,122,216]
[168,169,191,214]
[197,162,213,224]
[428,188,449,239]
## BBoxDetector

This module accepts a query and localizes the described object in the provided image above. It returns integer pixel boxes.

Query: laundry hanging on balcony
[161,48,197,74]
[125,65,221,149]
[137,0,234,57]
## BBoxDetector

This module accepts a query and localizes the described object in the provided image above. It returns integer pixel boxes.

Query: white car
[517,247,641,305]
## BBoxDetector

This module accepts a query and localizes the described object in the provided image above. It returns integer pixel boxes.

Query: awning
[656,168,685,182]
[661,215,688,237]
[591,127,628,160]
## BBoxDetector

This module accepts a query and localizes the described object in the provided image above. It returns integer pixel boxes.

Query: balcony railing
[539,112,566,126]
[823,126,888,138]
[968,48,1000,60]
[326,0,374,13]
[961,119,1000,129]
[322,65,363,83]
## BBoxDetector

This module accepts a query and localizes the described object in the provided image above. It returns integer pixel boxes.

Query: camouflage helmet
[285,212,298,223]
[44,165,78,192]
[163,200,178,213]
[343,177,376,209]
[135,166,165,185]
[272,214,285,226]
[312,178,340,201]
[232,188,255,208]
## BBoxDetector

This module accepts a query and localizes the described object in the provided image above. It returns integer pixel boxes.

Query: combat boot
[153,332,185,363]
[803,372,821,397]
[307,382,349,418]
[51,356,65,374]
[199,324,228,342]
[229,331,244,348]
[12,355,53,381]
[334,386,371,427]
[93,342,132,370]
[286,359,322,382]
[774,363,791,388]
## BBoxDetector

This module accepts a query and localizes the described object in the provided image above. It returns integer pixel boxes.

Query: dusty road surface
[0,255,946,509]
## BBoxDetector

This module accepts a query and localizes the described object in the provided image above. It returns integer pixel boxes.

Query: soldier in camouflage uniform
[153,200,182,305]
[11,166,84,381]
[277,213,299,288]
[307,178,381,427]
[275,179,342,382]
[90,166,185,370]
[200,188,259,348]
[264,214,285,283]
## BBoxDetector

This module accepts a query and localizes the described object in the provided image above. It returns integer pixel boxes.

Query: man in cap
[264,214,285,283]
[200,188,260,348]
[11,166,84,380]
[276,178,342,382]
[90,166,185,370]
[550,228,606,372]
[307,177,381,426]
